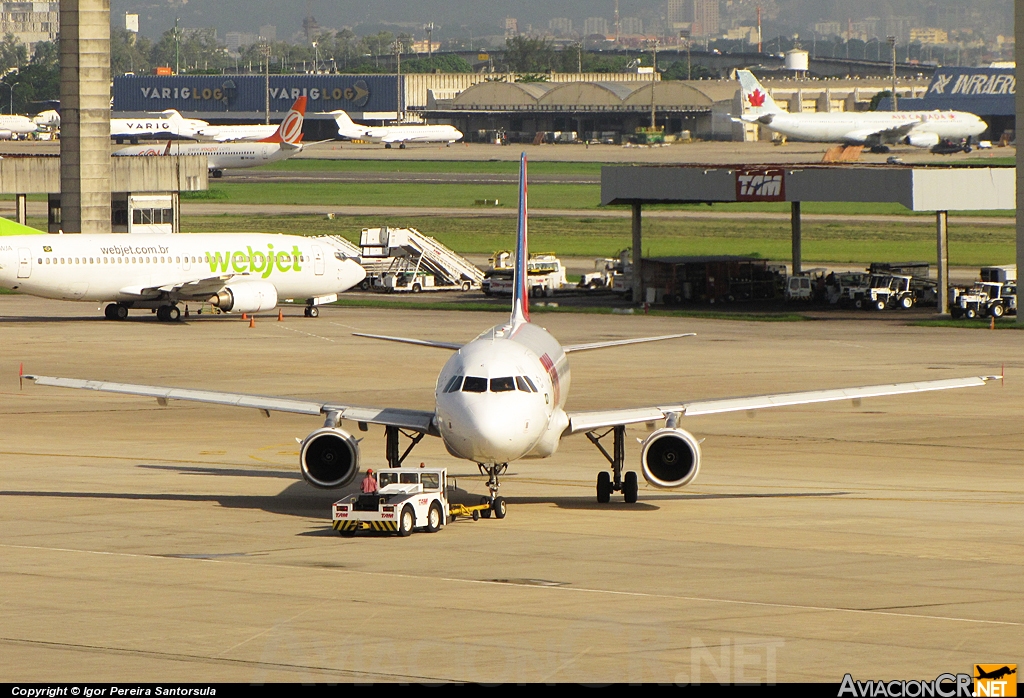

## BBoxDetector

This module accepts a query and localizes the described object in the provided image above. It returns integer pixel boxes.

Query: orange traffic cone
[278,309,284,322]
[241,312,248,320]
[249,315,256,328]
[991,316,996,330]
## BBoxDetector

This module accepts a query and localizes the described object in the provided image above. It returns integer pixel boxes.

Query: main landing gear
[103,303,130,321]
[586,425,639,504]
[156,305,181,322]
[303,304,319,318]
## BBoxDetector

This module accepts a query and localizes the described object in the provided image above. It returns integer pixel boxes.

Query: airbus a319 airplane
[25,155,996,511]
[0,220,365,321]
[734,70,987,152]
[331,110,463,149]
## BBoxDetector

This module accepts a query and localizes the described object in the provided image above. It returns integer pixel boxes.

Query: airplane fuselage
[759,110,987,145]
[0,233,363,303]
[0,114,39,137]
[197,124,280,142]
[348,125,463,145]
[435,321,570,465]
[114,141,299,170]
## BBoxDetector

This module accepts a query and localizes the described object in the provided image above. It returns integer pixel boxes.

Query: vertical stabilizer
[736,70,782,116]
[259,96,307,144]
[510,152,530,328]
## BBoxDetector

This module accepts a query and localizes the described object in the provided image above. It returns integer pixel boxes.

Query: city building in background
[0,1,59,52]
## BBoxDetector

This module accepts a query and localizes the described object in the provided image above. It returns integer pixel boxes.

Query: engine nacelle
[209,281,278,313]
[640,428,702,489]
[299,427,360,489]
[0,130,14,140]
[903,132,940,148]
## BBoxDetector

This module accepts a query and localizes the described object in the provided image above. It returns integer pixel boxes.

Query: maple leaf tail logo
[748,89,766,108]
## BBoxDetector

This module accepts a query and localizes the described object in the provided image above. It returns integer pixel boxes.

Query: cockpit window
[334,251,348,261]
[443,375,463,393]
[515,376,533,393]
[522,375,538,392]
[462,376,487,393]
[490,377,516,392]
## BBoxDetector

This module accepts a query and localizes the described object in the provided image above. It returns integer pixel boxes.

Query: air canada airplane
[331,109,463,148]
[25,155,996,510]
[734,70,987,152]
[114,97,307,177]
[0,223,365,321]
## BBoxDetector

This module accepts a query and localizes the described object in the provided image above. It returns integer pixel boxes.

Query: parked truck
[950,282,1017,318]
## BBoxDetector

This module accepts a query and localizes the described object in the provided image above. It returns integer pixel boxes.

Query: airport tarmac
[1,295,1021,683]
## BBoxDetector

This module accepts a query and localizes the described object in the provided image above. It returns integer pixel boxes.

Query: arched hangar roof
[452,81,553,106]
[452,80,716,109]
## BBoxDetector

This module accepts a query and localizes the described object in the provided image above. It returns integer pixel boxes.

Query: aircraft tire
[597,471,612,503]
[104,303,119,320]
[116,305,129,320]
[167,305,181,321]
[623,471,639,504]
[156,306,169,322]
[306,306,319,318]
[491,496,507,519]
[479,496,492,518]
[384,143,392,149]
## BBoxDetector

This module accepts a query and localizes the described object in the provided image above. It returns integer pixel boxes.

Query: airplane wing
[24,375,438,434]
[564,333,695,354]
[117,273,245,300]
[564,376,996,434]
[352,332,463,350]
[843,121,921,144]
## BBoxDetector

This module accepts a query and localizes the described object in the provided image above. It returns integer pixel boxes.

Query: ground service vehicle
[332,468,504,536]
[866,274,917,310]
[951,282,1018,319]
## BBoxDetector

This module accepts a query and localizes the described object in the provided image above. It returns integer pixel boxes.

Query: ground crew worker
[361,469,378,494]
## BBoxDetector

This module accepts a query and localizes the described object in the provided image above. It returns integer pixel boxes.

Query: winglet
[259,96,307,144]
[510,152,530,328]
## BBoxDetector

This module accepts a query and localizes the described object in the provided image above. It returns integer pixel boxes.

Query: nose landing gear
[476,463,508,519]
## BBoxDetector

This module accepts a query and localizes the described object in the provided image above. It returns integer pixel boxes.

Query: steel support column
[15,194,26,225]
[791,201,802,275]
[936,210,949,315]
[631,202,643,304]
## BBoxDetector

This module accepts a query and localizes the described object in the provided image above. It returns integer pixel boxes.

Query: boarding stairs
[359,226,485,287]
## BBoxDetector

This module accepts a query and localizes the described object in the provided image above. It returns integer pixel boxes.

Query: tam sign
[735,167,786,202]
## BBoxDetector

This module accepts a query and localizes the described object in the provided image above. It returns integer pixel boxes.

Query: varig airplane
[22,155,997,513]
[331,109,463,149]
[194,122,279,143]
[111,110,209,144]
[734,70,987,153]
[114,97,307,177]
[0,223,365,321]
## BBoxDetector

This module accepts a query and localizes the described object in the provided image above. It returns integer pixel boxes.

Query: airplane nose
[448,397,535,462]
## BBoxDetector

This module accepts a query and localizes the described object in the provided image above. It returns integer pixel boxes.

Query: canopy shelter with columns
[600,164,1015,314]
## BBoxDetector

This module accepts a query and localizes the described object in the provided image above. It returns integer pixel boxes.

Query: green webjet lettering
[206,245,303,278]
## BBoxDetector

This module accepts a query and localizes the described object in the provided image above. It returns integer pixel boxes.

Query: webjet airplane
[114,97,307,177]
[331,109,463,148]
[22,155,997,514]
[734,70,987,153]
[0,220,365,321]
[111,110,209,144]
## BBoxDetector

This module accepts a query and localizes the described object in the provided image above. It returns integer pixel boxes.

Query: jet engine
[640,428,702,488]
[903,132,940,148]
[299,427,360,488]
[208,281,278,313]
[0,130,14,140]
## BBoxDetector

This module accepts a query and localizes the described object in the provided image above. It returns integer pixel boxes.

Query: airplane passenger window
[399,472,419,484]
[515,376,533,392]
[462,376,487,393]
[490,377,516,392]
[523,376,538,392]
